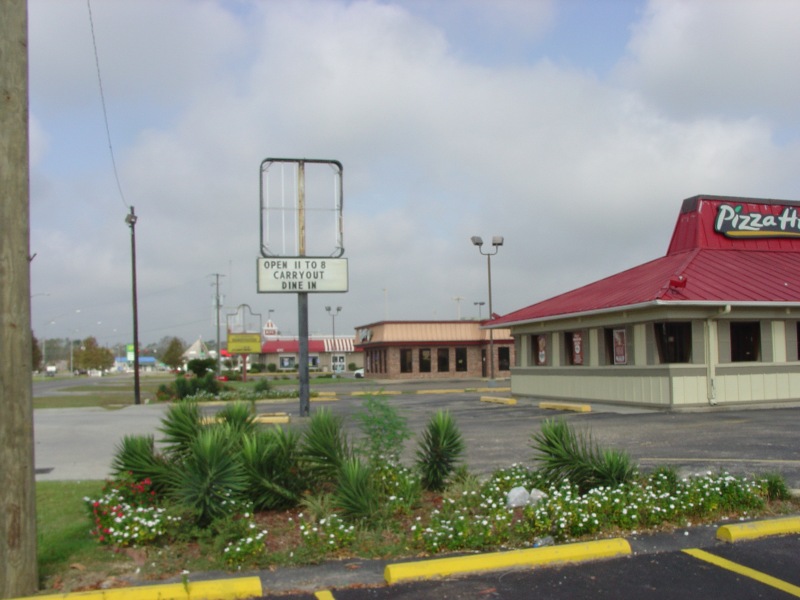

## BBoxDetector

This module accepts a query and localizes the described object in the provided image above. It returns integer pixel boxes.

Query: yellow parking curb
[351,390,401,396]
[416,389,465,395]
[480,396,517,405]
[384,538,631,584]
[539,401,591,413]
[475,387,511,393]
[11,576,262,600]
[254,413,291,424]
[716,516,800,542]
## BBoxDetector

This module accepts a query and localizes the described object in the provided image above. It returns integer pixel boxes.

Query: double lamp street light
[471,235,503,381]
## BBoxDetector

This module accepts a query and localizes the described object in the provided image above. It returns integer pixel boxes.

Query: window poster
[571,332,584,365]
[613,329,627,365]
[536,335,547,366]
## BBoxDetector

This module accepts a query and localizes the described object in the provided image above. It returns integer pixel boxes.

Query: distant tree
[160,337,186,370]
[73,337,114,371]
[31,334,42,371]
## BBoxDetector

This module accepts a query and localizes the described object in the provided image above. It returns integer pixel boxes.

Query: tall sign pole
[297,162,310,416]
[258,158,346,417]
[0,0,39,595]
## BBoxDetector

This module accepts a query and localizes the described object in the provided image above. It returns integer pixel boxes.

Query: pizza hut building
[490,195,800,408]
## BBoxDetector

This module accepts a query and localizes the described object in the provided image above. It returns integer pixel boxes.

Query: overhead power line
[86,0,128,209]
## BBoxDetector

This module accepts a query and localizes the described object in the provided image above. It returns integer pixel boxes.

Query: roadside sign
[227,333,262,354]
[256,257,348,293]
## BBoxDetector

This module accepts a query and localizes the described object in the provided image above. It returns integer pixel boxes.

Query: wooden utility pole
[0,0,39,597]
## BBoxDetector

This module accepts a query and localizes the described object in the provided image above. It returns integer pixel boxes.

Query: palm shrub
[159,400,203,457]
[241,427,306,510]
[215,400,257,440]
[169,426,248,526]
[334,457,381,523]
[301,408,351,485]
[531,418,637,493]
[415,410,465,492]
[110,434,172,494]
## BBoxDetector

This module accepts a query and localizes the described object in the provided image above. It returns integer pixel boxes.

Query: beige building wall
[508,308,800,408]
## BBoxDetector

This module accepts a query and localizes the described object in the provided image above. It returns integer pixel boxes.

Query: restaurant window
[498,347,510,370]
[533,335,548,366]
[400,349,413,373]
[437,348,449,372]
[564,331,585,365]
[455,347,468,372]
[655,322,692,364]
[604,328,628,365]
[419,349,432,372]
[731,321,760,362]
[279,355,295,370]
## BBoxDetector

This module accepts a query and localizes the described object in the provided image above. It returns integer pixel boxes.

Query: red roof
[492,195,800,327]
[261,340,326,353]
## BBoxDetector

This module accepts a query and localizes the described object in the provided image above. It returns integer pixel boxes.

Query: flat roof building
[354,320,514,380]
[491,195,800,408]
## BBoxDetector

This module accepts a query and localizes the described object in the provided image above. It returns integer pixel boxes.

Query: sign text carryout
[256,257,349,293]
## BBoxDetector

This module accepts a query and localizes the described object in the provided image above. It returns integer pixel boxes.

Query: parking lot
[34,377,800,489]
[32,376,800,598]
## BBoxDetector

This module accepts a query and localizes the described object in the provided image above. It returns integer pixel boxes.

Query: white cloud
[27,0,800,346]
[617,0,800,125]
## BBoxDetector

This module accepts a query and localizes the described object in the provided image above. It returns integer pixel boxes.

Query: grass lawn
[37,481,133,591]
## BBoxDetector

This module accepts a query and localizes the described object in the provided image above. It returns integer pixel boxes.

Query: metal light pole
[471,236,503,381]
[474,301,485,320]
[125,207,141,405]
[326,305,341,375]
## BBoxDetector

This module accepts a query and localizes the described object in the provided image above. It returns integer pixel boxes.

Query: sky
[27,0,800,350]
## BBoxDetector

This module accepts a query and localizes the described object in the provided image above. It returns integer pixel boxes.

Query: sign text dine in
[257,257,348,293]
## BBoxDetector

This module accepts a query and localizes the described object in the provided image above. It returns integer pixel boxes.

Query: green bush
[109,434,172,493]
[531,418,637,493]
[354,395,412,465]
[215,401,257,440]
[756,472,792,502]
[186,358,217,377]
[241,428,306,510]
[169,427,248,526]
[159,401,204,457]
[301,408,351,485]
[253,378,271,394]
[334,457,380,523]
[415,410,465,492]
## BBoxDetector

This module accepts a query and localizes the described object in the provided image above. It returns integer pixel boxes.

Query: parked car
[354,368,364,378]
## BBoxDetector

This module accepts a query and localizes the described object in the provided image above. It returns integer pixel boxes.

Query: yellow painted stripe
[315,591,336,600]
[717,517,800,542]
[480,396,517,405]
[254,414,291,424]
[384,538,630,584]
[11,577,263,600]
[539,402,591,413]
[416,389,465,395]
[683,548,800,597]
[475,387,511,393]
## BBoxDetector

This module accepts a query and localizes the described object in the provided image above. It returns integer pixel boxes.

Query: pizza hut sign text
[715,204,800,239]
